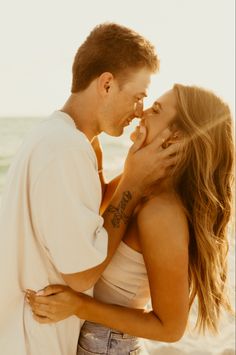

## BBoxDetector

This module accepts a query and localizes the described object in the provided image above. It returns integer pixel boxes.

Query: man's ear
[97,72,114,96]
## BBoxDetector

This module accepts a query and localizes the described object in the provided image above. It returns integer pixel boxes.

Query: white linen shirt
[0,111,108,355]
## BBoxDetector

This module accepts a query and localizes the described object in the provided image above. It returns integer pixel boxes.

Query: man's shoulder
[11,111,96,182]
[34,111,87,146]
[24,111,93,159]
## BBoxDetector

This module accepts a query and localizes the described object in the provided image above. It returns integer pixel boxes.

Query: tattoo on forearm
[106,191,132,228]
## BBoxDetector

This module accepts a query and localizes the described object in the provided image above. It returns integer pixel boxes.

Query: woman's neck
[145,176,176,200]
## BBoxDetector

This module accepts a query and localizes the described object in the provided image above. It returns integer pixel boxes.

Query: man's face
[99,68,151,136]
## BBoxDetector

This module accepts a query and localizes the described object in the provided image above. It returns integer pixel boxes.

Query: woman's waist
[94,277,149,309]
[78,321,141,354]
[80,321,138,340]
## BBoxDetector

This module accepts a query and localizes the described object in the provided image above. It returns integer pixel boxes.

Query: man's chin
[116,128,124,136]
[106,127,124,137]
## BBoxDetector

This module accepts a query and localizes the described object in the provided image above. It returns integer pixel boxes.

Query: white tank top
[94,241,150,309]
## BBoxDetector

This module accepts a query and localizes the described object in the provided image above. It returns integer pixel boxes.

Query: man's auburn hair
[71,23,159,92]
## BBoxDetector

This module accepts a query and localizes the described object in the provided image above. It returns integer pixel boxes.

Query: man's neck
[60,92,100,141]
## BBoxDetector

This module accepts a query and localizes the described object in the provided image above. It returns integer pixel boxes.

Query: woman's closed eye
[152,107,160,114]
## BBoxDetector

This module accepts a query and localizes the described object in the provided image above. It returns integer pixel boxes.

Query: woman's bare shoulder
[138,192,186,222]
[137,193,189,247]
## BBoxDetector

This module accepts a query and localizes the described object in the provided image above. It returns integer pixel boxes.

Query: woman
[27,84,234,355]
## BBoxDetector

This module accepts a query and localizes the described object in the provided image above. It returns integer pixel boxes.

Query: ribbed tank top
[94,241,150,309]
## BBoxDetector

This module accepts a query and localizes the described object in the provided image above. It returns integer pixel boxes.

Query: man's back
[0,111,107,354]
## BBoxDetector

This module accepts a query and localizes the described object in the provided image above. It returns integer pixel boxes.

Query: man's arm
[61,127,179,292]
[61,178,140,292]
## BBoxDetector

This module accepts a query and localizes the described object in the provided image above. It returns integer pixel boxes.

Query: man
[0,23,177,354]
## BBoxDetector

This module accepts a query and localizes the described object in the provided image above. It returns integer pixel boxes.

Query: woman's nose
[139,108,149,120]
[140,118,146,126]
[134,99,143,118]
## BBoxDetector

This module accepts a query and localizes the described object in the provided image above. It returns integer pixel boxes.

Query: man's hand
[123,126,180,193]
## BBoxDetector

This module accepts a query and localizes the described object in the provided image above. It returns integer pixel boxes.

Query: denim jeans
[77,321,142,354]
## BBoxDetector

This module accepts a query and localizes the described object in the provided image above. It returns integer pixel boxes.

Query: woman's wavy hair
[172,84,234,333]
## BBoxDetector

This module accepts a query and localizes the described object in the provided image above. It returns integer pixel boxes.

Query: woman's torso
[94,193,187,310]
[94,203,149,309]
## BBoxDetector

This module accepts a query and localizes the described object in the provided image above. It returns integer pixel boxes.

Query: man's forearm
[102,181,137,264]
[90,178,141,278]
[62,178,140,292]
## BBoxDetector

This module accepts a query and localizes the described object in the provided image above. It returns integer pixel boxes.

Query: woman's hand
[26,285,85,324]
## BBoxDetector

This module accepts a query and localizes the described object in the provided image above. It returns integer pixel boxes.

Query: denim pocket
[77,344,105,355]
[109,334,142,354]
[78,321,142,354]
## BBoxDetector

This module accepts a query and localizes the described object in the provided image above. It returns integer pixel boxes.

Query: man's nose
[134,100,144,118]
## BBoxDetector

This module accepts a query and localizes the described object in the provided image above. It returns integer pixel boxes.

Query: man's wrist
[118,176,142,202]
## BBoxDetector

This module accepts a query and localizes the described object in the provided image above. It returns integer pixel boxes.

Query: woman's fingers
[25,285,65,298]
[31,302,53,317]
[36,284,67,296]
[25,286,78,323]
[148,128,173,151]
[27,294,49,305]
[28,296,57,320]
[161,142,182,158]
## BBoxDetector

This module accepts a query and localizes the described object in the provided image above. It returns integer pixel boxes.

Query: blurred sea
[0,116,235,355]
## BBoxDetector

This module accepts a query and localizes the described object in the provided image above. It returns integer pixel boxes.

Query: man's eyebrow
[153,101,163,110]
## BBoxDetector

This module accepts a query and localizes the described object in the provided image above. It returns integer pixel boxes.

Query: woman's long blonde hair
[172,84,234,333]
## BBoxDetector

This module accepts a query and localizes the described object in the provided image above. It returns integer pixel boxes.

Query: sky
[0,0,234,116]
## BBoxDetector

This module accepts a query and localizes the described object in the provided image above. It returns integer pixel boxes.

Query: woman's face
[130,89,178,144]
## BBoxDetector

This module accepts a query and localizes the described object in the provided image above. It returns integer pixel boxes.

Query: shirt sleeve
[31,146,108,274]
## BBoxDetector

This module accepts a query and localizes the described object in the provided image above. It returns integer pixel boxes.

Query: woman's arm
[81,197,190,341]
[28,196,190,342]
[136,197,190,340]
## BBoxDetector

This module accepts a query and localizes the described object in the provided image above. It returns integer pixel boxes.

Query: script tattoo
[106,191,132,228]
